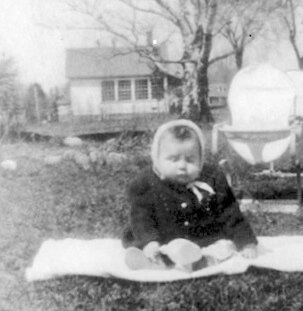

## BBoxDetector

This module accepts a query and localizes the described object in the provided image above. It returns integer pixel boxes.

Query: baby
[123,119,258,270]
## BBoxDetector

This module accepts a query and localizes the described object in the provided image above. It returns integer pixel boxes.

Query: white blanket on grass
[26,236,303,283]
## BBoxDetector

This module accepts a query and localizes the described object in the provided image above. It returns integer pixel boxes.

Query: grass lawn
[1,120,303,310]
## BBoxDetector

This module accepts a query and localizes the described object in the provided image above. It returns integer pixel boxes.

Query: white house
[208,83,228,107]
[66,48,168,118]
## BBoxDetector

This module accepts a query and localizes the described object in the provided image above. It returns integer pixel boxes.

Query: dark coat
[123,164,257,250]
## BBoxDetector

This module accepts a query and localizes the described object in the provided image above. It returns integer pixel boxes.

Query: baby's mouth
[176,173,190,181]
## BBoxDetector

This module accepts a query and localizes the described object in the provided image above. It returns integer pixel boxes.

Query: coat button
[181,202,187,209]
[184,221,189,226]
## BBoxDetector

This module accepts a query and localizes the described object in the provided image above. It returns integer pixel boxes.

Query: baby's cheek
[189,164,200,175]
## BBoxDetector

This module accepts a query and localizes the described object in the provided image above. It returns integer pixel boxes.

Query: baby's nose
[178,160,187,169]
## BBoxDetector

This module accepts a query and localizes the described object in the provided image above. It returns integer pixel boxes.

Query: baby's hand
[143,241,161,262]
[240,244,258,259]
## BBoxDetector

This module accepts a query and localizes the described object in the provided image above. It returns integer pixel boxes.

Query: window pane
[102,81,115,101]
[135,79,148,100]
[118,80,131,100]
[151,78,164,99]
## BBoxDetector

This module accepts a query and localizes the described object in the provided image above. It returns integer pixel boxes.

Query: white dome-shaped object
[221,64,295,164]
[228,63,295,130]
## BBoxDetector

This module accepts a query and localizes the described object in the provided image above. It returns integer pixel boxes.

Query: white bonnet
[151,119,206,171]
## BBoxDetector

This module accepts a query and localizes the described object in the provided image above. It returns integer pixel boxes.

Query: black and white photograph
[1,0,303,310]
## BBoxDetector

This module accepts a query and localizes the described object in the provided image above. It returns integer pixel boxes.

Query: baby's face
[157,133,201,184]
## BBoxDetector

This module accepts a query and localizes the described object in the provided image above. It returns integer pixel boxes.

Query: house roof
[66,47,155,79]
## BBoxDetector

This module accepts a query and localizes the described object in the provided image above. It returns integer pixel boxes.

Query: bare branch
[281,12,292,31]
[216,0,281,69]
[209,50,235,65]
[290,35,301,61]
[189,0,201,25]
[154,0,181,23]
[205,0,218,34]
[180,0,195,34]
[117,0,179,27]
[288,0,297,36]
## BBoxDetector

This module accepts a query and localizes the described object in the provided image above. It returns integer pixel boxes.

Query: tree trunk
[235,49,244,69]
[299,57,303,70]
[197,65,214,123]
[196,25,215,124]
[181,66,214,124]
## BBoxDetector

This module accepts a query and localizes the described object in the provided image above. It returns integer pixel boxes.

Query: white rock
[44,155,62,165]
[63,136,83,147]
[104,138,116,147]
[62,150,90,170]
[62,150,77,160]
[73,153,90,170]
[106,152,127,164]
[1,160,17,171]
[89,150,100,163]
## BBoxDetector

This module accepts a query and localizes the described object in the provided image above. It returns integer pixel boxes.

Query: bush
[24,83,49,123]
[244,175,298,200]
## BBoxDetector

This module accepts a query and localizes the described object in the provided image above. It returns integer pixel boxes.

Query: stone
[63,136,83,147]
[73,153,90,170]
[89,150,100,163]
[1,160,17,171]
[44,155,62,165]
[106,152,128,164]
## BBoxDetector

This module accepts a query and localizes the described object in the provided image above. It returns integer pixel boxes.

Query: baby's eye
[186,156,197,163]
[168,155,179,161]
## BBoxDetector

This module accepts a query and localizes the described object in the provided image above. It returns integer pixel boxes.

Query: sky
[0,0,66,89]
[0,0,299,91]
[0,0,100,90]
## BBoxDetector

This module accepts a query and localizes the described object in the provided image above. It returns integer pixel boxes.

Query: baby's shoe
[125,247,168,270]
[201,240,236,262]
[125,247,150,270]
[160,239,202,266]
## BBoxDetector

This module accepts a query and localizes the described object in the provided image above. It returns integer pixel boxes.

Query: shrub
[24,83,48,123]
[0,57,23,140]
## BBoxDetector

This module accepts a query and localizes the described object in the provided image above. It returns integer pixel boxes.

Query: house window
[118,80,131,100]
[135,79,148,100]
[102,80,115,101]
[151,78,164,100]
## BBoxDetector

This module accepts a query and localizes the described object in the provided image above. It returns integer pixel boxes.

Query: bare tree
[54,0,279,122]
[55,0,242,122]
[219,0,280,69]
[0,56,23,141]
[277,0,303,69]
